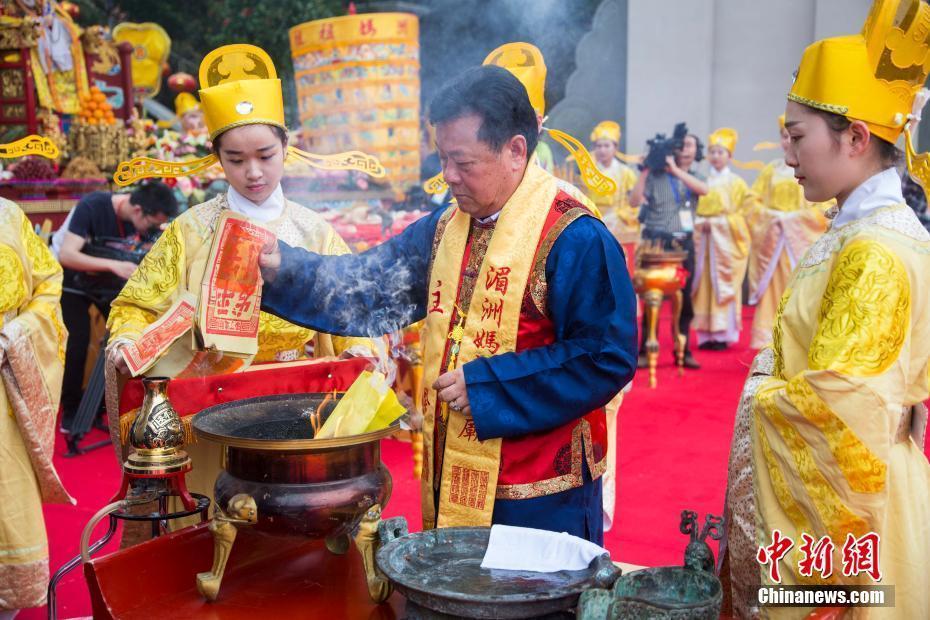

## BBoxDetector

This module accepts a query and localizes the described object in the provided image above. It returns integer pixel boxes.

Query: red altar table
[84,522,405,619]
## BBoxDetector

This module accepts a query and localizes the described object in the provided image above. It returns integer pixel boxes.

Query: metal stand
[46,491,210,620]
[64,334,110,457]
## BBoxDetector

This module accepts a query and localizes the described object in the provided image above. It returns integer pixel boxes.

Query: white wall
[623,0,872,173]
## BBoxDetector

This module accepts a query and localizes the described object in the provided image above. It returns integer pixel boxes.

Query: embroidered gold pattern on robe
[784,377,886,494]
[755,384,872,550]
[808,239,909,377]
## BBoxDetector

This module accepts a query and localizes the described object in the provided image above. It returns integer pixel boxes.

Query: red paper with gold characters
[197,211,275,356]
[121,292,197,376]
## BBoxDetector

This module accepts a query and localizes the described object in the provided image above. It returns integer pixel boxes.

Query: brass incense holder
[632,248,688,388]
[191,393,397,604]
[123,377,192,476]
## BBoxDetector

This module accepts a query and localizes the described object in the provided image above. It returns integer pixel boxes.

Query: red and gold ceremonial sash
[420,162,559,528]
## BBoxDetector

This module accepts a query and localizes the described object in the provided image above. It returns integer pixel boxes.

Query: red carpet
[23,305,929,618]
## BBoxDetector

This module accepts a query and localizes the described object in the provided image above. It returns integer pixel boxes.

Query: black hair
[811,108,901,168]
[129,181,179,217]
[684,133,704,162]
[212,124,288,157]
[428,65,539,156]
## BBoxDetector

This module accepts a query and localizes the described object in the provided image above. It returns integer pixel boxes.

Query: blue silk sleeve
[260,207,447,336]
[465,215,637,440]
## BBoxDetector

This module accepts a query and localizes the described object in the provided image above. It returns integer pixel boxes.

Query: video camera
[641,122,689,173]
[70,233,160,306]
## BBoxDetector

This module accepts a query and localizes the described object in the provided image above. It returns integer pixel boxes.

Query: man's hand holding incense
[433,367,470,416]
[258,237,281,283]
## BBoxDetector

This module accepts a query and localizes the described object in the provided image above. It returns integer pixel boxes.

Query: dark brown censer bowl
[191,392,398,602]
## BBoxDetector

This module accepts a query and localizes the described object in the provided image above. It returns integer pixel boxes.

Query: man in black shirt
[58,183,178,432]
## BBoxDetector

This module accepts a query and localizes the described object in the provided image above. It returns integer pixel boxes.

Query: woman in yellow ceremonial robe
[0,194,72,611]
[105,45,379,518]
[691,128,756,349]
[721,2,930,617]
[589,121,639,241]
[747,115,830,350]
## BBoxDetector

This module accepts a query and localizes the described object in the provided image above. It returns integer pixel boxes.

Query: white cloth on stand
[479,524,608,572]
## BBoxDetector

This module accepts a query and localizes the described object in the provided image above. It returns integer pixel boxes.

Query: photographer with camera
[57,183,178,433]
[630,124,708,369]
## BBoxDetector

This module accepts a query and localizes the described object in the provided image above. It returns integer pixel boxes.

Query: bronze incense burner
[190,392,398,603]
[632,249,689,388]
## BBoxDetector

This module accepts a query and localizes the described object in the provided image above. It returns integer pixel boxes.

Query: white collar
[475,210,502,224]
[833,167,903,227]
[709,166,730,178]
[226,184,285,223]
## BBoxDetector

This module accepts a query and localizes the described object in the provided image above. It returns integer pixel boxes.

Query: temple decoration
[289,13,421,192]
[111,21,170,100]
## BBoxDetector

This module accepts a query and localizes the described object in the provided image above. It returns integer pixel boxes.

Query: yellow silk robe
[691,168,757,346]
[592,158,639,240]
[105,193,372,522]
[747,159,829,349]
[0,200,71,610]
[722,202,930,618]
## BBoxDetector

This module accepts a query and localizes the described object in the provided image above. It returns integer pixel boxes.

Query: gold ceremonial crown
[708,127,738,154]
[113,44,385,186]
[708,127,764,169]
[0,135,59,160]
[198,44,285,140]
[483,42,546,116]
[174,92,200,118]
[590,121,621,144]
[788,0,930,143]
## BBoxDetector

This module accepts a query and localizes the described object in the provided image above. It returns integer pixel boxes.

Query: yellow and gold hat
[174,92,200,118]
[198,44,285,140]
[0,135,59,160]
[483,42,547,116]
[708,127,738,154]
[708,127,764,170]
[590,121,621,144]
[113,44,384,186]
[788,0,930,144]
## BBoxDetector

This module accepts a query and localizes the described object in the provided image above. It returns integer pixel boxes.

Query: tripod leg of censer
[354,503,393,603]
[196,520,238,602]
[643,290,662,389]
[196,494,257,602]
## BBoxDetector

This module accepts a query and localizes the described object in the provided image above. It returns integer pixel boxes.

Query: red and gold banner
[197,211,275,357]
[121,292,196,376]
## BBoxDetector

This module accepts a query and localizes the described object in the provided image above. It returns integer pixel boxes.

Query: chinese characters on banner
[757,530,882,584]
[120,292,197,376]
[473,264,510,356]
